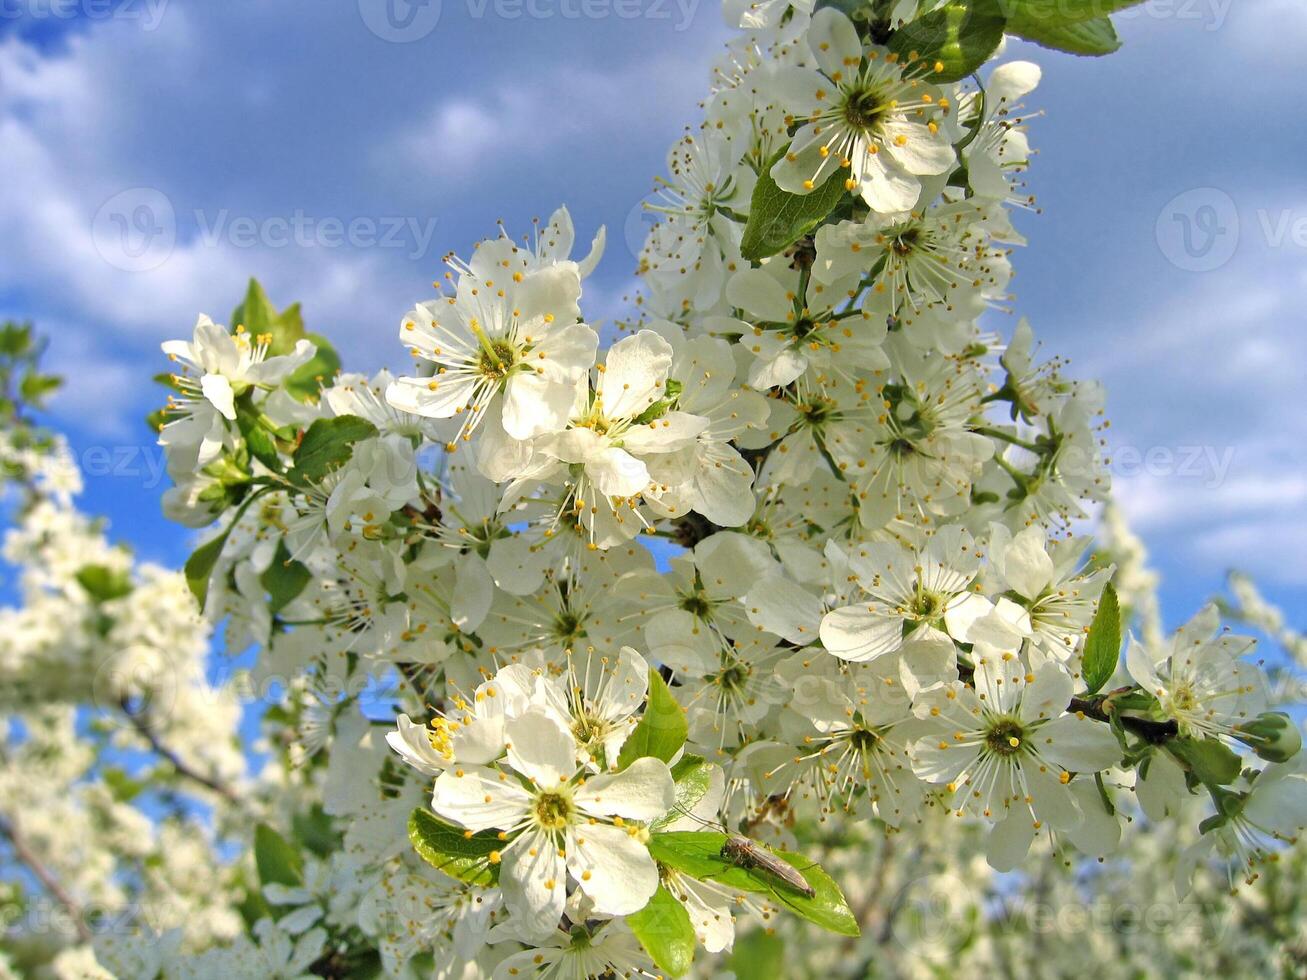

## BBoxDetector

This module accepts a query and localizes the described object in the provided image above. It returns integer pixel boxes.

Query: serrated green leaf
[889,0,1008,82]
[284,333,341,402]
[1081,582,1121,695]
[287,415,378,486]
[628,885,696,977]
[254,823,304,889]
[261,539,311,614]
[741,147,850,261]
[649,832,859,937]
[617,669,688,770]
[231,278,306,356]
[408,809,502,887]
[1165,737,1243,786]
[1007,10,1121,55]
[75,564,133,603]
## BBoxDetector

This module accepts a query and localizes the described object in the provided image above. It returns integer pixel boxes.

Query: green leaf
[102,766,147,803]
[1081,582,1121,695]
[287,415,378,486]
[0,322,32,356]
[261,539,311,614]
[235,394,283,473]
[617,669,688,770]
[740,147,850,262]
[75,564,133,603]
[183,487,267,607]
[292,804,342,859]
[254,823,304,889]
[649,832,859,937]
[1000,0,1145,25]
[1165,737,1243,786]
[230,278,306,356]
[730,927,786,978]
[1006,11,1121,55]
[284,333,341,402]
[627,885,696,977]
[19,372,61,405]
[888,0,1008,83]
[184,529,232,609]
[408,809,502,887]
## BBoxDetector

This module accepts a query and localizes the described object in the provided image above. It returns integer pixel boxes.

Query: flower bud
[1232,711,1302,763]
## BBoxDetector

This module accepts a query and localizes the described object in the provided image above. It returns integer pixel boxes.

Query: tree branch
[118,701,243,806]
[0,813,93,943]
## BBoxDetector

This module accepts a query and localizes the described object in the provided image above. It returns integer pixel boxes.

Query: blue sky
[0,0,1303,630]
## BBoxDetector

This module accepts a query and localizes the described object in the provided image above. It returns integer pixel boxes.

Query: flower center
[843,86,890,134]
[1170,683,1198,712]
[533,790,575,831]
[985,718,1027,757]
[552,610,587,647]
[909,590,943,620]
[476,340,518,381]
[571,711,612,749]
[890,227,921,257]
[679,591,712,619]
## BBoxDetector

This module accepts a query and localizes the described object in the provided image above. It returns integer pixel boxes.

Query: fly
[720,834,815,898]
[668,802,816,899]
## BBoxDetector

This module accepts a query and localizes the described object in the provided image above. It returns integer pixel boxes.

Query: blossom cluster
[39,2,1305,976]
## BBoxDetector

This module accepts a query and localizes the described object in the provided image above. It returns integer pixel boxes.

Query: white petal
[567,822,659,915]
[599,330,673,420]
[987,810,1036,871]
[576,757,676,821]
[1003,525,1054,598]
[726,267,794,323]
[1036,714,1121,773]
[744,574,822,645]
[433,767,530,832]
[500,830,567,938]
[201,373,237,421]
[820,605,903,662]
[506,710,577,786]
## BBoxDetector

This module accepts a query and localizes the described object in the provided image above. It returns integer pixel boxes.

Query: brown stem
[0,813,93,943]
[118,701,243,806]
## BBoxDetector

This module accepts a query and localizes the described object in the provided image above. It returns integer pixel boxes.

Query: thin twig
[0,813,93,943]
[118,701,243,806]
